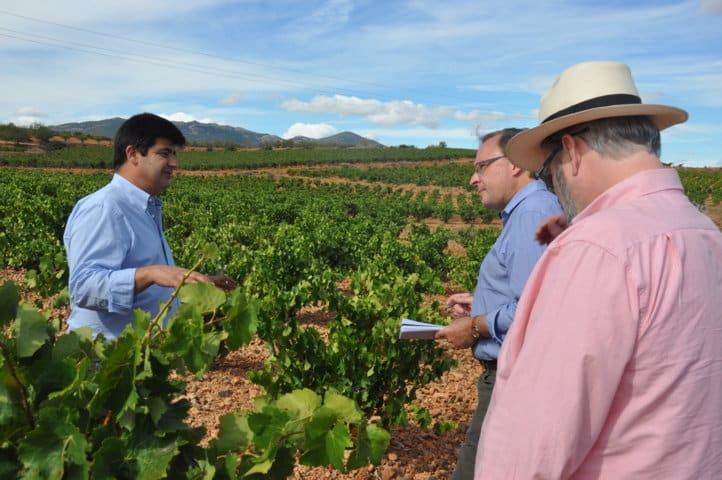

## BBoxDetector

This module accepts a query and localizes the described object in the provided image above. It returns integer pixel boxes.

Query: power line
[0,28,347,95]
[0,9,474,105]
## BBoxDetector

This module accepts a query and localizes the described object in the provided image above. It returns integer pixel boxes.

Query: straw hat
[506,61,688,171]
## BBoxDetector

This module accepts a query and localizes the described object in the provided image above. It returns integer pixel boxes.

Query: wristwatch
[470,315,483,339]
[471,315,483,340]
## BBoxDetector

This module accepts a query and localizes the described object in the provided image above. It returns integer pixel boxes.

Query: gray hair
[542,116,661,159]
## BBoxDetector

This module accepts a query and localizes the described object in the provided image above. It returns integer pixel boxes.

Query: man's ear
[125,145,138,165]
[561,134,584,177]
[509,161,525,177]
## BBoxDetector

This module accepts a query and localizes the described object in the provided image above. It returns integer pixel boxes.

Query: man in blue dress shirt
[63,113,236,340]
[436,128,562,479]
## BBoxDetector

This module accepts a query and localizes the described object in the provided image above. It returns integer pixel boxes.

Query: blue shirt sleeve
[64,201,136,313]
[485,209,550,342]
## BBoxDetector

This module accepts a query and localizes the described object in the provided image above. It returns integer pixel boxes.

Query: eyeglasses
[534,127,589,183]
[473,155,505,175]
[534,147,560,183]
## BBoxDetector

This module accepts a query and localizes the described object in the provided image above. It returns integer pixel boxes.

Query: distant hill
[50,118,383,148]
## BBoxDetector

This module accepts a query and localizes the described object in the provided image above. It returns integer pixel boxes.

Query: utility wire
[0,28,348,95]
[0,9,473,105]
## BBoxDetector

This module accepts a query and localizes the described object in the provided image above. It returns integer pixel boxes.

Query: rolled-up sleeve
[65,202,136,313]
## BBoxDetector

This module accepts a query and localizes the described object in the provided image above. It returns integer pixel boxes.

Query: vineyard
[1,149,721,478]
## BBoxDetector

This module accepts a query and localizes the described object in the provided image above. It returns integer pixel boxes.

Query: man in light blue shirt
[63,113,236,340]
[436,128,562,479]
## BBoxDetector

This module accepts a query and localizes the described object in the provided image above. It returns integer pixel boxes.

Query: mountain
[50,118,382,148]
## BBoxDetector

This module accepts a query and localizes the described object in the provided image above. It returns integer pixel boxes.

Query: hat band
[542,94,641,124]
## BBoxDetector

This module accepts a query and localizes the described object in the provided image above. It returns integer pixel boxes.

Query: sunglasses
[473,155,505,175]
[534,127,589,183]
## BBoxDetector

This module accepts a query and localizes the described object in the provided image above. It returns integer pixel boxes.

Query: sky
[1,0,721,166]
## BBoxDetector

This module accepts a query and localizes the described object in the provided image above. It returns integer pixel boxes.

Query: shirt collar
[501,179,548,224]
[111,174,162,212]
[574,168,683,223]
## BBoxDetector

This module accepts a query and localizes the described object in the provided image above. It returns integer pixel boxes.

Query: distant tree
[29,123,55,142]
[0,123,31,142]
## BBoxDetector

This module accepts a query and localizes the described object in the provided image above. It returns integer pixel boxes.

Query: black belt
[480,359,497,371]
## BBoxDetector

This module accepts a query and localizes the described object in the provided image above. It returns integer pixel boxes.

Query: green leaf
[92,438,133,479]
[87,334,138,419]
[17,407,90,480]
[179,282,225,313]
[133,436,180,480]
[201,243,220,261]
[0,372,24,440]
[14,304,50,358]
[186,459,216,480]
[347,423,390,469]
[324,389,362,423]
[213,411,252,453]
[275,388,321,421]
[0,447,22,478]
[222,290,258,350]
[0,281,20,326]
[300,420,352,471]
[247,406,290,451]
[164,304,220,375]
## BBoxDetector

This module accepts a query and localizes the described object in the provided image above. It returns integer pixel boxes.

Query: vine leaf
[178,283,225,313]
[0,282,20,326]
[17,407,89,479]
[275,388,321,420]
[14,304,50,358]
[213,411,252,453]
[222,290,258,350]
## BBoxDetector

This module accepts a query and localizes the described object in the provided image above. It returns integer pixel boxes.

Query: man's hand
[535,214,568,245]
[435,316,477,349]
[445,292,473,317]
[209,274,237,291]
[135,265,234,293]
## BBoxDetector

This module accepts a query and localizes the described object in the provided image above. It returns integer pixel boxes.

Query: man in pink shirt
[475,61,722,479]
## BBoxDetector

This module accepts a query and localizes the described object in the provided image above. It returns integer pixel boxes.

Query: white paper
[399,318,444,340]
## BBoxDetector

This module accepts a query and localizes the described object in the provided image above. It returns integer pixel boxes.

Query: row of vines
[0,145,475,170]
[2,162,720,478]
[0,167,497,478]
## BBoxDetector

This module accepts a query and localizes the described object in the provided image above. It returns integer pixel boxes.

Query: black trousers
[451,366,496,480]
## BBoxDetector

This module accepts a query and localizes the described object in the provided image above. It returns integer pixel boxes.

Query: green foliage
[448,227,500,290]
[677,169,722,206]
[0,145,475,169]
[0,277,389,478]
[291,163,475,188]
[0,168,504,476]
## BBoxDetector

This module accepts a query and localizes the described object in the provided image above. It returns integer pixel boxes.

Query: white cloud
[15,106,47,117]
[220,94,243,106]
[309,0,354,26]
[282,95,456,128]
[358,126,480,142]
[700,0,722,14]
[10,106,48,125]
[283,122,339,139]
[162,112,213,123]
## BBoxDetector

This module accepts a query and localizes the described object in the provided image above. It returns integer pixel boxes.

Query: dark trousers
[451,367,496,480]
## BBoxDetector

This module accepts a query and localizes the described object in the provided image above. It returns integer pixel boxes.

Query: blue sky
[1,0,721,166]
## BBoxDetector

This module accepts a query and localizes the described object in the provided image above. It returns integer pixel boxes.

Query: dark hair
[112,113,186,169]
[481,128,525,153]
[541,116,661,159]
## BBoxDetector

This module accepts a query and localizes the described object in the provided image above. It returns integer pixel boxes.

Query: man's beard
[554,165,577,222]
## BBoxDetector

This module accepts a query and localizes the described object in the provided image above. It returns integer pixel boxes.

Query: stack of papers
[399,318,444,340]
